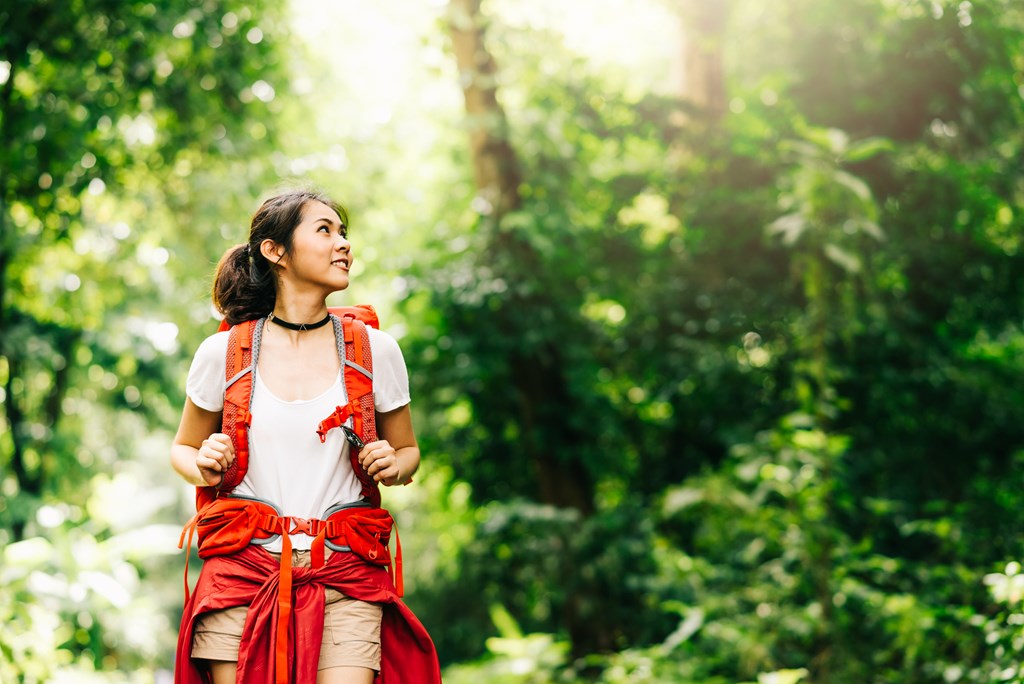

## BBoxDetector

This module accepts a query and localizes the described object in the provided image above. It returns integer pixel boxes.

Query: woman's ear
[260,239,286,267]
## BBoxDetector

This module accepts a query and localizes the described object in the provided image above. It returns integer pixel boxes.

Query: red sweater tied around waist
[174,545,441,684]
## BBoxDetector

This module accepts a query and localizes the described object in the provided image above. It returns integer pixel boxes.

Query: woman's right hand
[196,433,235,487]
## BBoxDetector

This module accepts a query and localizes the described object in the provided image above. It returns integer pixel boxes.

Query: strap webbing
[340,315,381,508]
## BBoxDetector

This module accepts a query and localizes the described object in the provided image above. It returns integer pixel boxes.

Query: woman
[171,189,440,684]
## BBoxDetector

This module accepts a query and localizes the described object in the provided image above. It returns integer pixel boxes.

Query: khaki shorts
[191,549,383,671]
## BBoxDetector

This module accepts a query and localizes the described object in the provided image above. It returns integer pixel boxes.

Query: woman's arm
[170,398,234,487]
[361,404,420,486]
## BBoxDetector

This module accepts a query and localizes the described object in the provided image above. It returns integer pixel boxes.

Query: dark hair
[212,189,348,325]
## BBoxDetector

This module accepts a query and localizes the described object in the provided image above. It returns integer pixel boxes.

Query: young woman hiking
[170,189,440,684]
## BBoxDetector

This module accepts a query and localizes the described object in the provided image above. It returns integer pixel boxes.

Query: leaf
[802,126,848,155]
[842,136,894,162]
[661,607,705,653]
[758,668,810,684]
[824,243,862,273]
[767,212,808,246]
[844,218,885,241]
[778,139,824,163]
[79,570,132,608]
[4,537,53,567]
[832,169,873,204]
[663,487,704,516]
[489,603,524,640]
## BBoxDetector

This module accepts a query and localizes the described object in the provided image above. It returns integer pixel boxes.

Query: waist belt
[179,495,403,684]
[239,497,370,554]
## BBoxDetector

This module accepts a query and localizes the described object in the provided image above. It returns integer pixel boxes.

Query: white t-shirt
[185,324,410,551]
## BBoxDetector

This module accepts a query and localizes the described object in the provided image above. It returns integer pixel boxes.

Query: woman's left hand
[358,440,401,486]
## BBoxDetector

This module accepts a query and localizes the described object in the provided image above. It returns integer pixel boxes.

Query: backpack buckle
[288,517,315,535]
[342,426,365,450]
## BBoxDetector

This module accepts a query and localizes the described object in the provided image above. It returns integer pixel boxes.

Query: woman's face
[268,200,352,293]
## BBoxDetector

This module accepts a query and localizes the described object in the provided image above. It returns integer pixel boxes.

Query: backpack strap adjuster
[316,402,359,444]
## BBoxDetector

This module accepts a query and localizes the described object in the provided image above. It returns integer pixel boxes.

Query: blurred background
[2,0,1024,682]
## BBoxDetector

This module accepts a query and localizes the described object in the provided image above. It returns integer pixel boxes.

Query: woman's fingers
[207,433,235,458]
[372,459,399,485]
[196,433,236,485]
[359,440,398,483]
[203,434,235,465]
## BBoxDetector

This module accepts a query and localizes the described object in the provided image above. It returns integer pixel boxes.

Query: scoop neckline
[253,366,342,405]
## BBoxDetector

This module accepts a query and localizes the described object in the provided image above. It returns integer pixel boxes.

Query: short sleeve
[185,331,229,412]
[368,328,411,413]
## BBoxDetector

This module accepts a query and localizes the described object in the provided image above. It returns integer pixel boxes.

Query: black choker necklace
[269,312,331,331]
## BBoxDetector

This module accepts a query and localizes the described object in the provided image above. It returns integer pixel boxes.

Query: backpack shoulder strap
[316,310,381,507]
[197,319,258,510]
[221,319,258,491]
[345,313,381,507]
[342,313,377,443]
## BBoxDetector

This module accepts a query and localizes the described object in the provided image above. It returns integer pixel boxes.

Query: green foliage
[0,0,288,679]
[3,0,1024,681]
[0,522,182,681]
[657,415,991,682]
[417,0,1024,678]
[0,0,289,538]
[979,561,1024,683]
[442,605,572,684]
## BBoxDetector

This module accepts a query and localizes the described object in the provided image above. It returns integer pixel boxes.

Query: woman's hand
[196,433,235,487]
[359,440,402,486]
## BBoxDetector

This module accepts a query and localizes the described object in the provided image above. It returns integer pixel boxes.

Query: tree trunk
[446,0,601,652]
[679,0,729,117]
[445,0,595,515]
[804,250,838,681]
[446,0,522,216]
[0,136,29,539]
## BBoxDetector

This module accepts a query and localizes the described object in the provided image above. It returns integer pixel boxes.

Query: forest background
[2,0,1024,682]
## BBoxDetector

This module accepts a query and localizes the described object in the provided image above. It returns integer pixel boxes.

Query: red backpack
[180,305,403,597]
[197,304,383,511]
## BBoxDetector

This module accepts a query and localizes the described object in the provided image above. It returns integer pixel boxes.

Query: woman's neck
[271,291,330,327]
[266,291,332,344]
[270,305,329,327]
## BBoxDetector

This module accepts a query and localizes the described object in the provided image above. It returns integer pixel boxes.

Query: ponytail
[212,189,347,326]
[212,243,275,326]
